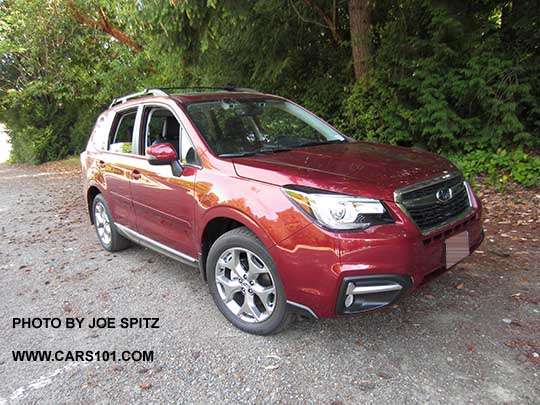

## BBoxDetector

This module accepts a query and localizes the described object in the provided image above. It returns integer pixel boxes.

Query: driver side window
[142,107,199,165]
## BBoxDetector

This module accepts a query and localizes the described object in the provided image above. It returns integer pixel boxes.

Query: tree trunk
[302,0,343,46]
[67,1,143,52]
[348,0,372,82]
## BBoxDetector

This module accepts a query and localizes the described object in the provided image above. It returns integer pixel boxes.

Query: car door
[129,104,200,258]
[98,106,145,229]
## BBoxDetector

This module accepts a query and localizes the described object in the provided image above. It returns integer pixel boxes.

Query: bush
[345,3,539,154]
[450,149,540,188]
[342,1,540,188]
[1,0,538,190]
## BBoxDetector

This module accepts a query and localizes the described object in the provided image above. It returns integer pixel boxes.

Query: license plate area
[445,231,470,268]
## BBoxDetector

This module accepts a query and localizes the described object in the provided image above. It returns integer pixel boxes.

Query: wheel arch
[198,207,275,281]
[86,183,105,224]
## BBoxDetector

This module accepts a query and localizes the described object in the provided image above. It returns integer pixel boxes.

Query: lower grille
[336,275,412,315]
[395,173,472,233]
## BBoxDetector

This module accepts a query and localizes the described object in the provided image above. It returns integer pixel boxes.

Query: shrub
[450,149,540,188]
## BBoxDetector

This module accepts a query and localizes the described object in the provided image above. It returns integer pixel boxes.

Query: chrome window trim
[394,171,473,235]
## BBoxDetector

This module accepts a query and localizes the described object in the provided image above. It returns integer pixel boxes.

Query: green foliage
[0,0,138,162]
[346,1,540,154]
[0,0,539,188]
[450,149,540,188]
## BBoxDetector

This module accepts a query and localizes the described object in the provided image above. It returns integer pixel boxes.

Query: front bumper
[270,202,484,319]
[336,274,413,315]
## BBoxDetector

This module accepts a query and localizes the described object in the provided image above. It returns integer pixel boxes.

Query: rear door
[99,106,145,229]
[129,104,200,258]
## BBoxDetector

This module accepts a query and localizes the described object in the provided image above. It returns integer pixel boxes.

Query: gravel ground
[0,163,539,404]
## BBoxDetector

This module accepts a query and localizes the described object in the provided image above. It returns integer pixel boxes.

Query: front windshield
[185,98,347,156]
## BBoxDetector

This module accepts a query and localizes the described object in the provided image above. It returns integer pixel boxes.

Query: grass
[59,156,82,168]
[38,155,81,171]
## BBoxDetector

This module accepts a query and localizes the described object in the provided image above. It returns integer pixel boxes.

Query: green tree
[0,0,141,162]
[0,0,538,186]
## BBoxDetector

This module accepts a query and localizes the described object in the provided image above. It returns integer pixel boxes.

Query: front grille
[400,176,463,201]
[396,174,471,233]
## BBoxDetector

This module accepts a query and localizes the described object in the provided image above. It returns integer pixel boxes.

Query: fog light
[345,294,354,308]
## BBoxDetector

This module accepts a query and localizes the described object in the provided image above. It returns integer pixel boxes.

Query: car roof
[108,89,283,112]
[172,91,279,104]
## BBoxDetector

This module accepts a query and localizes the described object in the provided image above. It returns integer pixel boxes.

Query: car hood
[232,141,457,201]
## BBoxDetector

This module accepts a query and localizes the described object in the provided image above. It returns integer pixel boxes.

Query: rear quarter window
[108,110,137,154]
[108,108,137,154]
[89,112,112,151]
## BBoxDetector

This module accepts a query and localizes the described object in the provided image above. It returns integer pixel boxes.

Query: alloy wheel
[215,247,276,323]
[94,201,112,246]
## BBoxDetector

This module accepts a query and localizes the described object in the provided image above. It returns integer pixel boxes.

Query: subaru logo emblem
[436,188,453,203]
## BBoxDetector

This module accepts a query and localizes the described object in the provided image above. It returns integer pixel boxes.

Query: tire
[92,194,131,252]
[206,227,292,335]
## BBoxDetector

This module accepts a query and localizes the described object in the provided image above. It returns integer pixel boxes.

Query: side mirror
[146,143,183,176]
[147,143,177,165]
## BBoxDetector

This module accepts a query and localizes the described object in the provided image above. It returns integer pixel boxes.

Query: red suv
[81,87,483,334]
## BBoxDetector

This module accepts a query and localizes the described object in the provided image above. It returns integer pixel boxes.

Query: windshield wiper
[218,151,260,158]
[292,139,348,149]
[218,147,292,158]
[258,147,292,154]
[218,140,347,158]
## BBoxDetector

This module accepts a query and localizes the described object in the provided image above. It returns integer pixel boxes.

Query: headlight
[282,186,394,231]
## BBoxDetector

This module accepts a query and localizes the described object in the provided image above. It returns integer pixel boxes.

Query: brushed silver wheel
[215,247,276,323]
[94,200,112,246]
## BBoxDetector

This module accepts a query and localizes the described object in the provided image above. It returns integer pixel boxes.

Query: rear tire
[206,227,292,335]
[92,194,131,252]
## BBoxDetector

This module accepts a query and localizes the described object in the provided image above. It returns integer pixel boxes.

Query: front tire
[206,227,291,335]
[92,194,131,252]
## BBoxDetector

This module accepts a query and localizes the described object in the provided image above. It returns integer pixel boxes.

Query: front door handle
[131,170,142,180]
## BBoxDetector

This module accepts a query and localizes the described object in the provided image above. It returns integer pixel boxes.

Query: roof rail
[228,87,260,93]
[109,88,170,108]
[109,86,261,108]
[159,86,261,93]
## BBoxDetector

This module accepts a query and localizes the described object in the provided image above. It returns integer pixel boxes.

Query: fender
[87,179,106,195]
[85,180,107,223]
[198,205,276,250]
[86,165,107,192]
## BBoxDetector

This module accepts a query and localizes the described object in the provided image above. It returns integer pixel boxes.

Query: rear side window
[89,113,111,151]
[109,111,137,154]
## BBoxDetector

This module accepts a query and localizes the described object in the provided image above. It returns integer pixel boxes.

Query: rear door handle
[98,160,106,168]
[131,170,142,180]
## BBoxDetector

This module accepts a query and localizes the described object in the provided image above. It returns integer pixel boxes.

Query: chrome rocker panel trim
[115,223,198,267]
[115,224,319,319]
[116,224,319,321]
[286,300,319,320]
